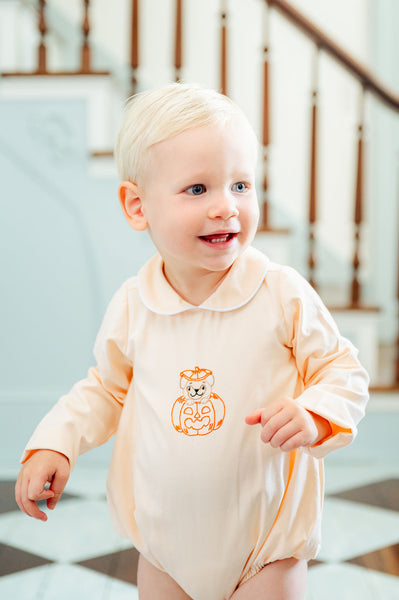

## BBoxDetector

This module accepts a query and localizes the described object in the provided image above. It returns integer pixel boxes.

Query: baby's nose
[208,191,239,220]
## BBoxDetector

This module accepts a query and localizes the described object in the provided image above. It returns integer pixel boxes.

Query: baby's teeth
[211,235,228,243]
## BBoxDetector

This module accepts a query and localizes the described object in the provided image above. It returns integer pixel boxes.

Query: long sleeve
[279,267,369,459]
[21,281,133,470]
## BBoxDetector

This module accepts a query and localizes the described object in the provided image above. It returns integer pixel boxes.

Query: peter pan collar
[137,246,269,315]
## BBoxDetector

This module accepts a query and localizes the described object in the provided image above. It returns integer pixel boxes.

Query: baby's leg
[231,557,307,600]
[137,554,193,600]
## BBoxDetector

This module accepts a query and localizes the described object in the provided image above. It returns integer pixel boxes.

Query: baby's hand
[15,450,70,521]
[245,398,331,452]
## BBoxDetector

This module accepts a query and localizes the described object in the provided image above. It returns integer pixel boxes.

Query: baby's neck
[163,264,231,306]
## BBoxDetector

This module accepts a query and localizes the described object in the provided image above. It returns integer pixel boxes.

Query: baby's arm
[15,450,70,521]
[246,398,331,452]
[246,266,369,457]
[20,282,132,475]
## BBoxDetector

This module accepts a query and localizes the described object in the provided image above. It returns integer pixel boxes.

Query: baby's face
[139,116,259,288]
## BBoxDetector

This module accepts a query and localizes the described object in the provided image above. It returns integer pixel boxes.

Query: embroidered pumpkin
[171,366,225,436]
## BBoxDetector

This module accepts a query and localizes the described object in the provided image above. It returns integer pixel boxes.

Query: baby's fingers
[17,478,51,522]
[28,479,54,503]
[47,468,69,510]
[245,409,263,425]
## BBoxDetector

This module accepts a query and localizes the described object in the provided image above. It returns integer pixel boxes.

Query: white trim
[138,260,270,315]
[367,392,399,411]
[137,249,271,316]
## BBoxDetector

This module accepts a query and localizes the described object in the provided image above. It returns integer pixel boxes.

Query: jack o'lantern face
[182,402,212,432]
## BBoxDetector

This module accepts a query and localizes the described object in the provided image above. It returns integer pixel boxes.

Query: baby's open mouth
[199,233,237,244]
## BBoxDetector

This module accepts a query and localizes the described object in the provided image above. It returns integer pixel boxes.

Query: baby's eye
[232,182,247,193]
[186,184,206,196]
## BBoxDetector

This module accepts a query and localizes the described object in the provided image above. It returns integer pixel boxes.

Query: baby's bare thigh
[231,557,308,600]
[137,554,193,600]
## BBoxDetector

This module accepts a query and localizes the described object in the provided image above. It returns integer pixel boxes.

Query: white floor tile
[39,564,120,600]
[0,560,139,600]
[106,577,139,600]
[0,565,52,600]
[324,460,399,494]
[306,563,399,600]
[366,568,399,600]
[0,563,138,600]
[0,498,132,562]
[319,498,399,562]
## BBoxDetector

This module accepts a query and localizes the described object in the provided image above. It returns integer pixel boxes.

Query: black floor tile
[77,547,139,585]
[0,543,53,577]
[330,478,399,511]
[308,559,323,568]
[0,481,19,514]
[347,543,399,577]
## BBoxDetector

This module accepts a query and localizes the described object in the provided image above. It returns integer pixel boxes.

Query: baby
[15,83,369,600]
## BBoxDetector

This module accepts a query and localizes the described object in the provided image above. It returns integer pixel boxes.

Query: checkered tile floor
[1,461,398,600]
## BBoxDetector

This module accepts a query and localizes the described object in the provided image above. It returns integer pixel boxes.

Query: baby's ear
[206,375,214,387]
[119,181,148,231]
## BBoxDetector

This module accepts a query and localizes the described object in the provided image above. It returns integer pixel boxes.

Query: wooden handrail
[265,0,399,113]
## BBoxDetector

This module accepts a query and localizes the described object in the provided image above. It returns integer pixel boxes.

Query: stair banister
[130,0,139,95]
[36,0,47,74]
[308,47,320,289]
[260,1,271,230]
[265,0,399,112]
[80,0,91,73]
[174,0,183,82]
[396,202,399,385]
[220,0,228,95]
[351,87,366,308]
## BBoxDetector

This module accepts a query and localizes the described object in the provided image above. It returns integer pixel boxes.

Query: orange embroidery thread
[171,366,225,436]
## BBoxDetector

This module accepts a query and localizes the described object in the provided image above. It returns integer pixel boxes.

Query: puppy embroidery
[171,367,225,436]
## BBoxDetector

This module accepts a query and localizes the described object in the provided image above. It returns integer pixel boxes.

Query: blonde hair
[115,82,257,184]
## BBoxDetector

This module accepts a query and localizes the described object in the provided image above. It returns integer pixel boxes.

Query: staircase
[1,0,398,399]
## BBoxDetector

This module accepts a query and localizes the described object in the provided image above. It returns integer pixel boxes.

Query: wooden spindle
[36,0,47,74]
[130,0,139,95]
[308,48,320,289]
[395,207,399,385]
[260,3,271,230]
[220,1,228,95]
[80,0,91,74]
[350,88,366,307]
[174,0,183,82]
